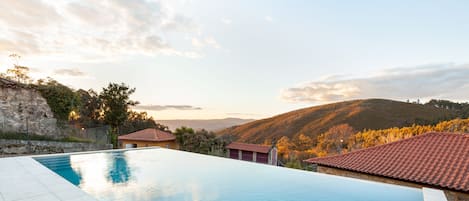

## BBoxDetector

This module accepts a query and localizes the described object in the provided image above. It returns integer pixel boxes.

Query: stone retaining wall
[0,86,58,136]
[0,139,112,156]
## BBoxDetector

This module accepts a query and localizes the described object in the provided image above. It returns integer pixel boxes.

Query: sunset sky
[1,0,469,120]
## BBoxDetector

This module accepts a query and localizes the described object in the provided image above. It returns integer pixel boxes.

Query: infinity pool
[35,148,423,201]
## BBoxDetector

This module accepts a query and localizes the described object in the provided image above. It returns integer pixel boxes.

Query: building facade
[118,128,179,149]
[226,142,277,165]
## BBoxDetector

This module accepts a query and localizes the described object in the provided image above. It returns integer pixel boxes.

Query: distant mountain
[156,118,255,132]
[218,99,457,143]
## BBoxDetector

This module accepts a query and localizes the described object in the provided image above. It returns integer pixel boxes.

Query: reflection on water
[36,149,424,201]
[35,155,82,185]
[108,152,131,184]
[62,156,82,185]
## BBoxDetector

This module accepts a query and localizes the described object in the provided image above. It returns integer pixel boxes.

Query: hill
[218,99,457,143]
[156,118,255,131]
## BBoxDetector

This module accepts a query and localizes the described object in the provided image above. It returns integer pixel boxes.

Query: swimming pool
[35,148,423,201]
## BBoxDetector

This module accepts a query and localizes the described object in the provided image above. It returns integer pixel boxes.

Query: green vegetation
[76,89,102,126]
[0,55,167,146]
[174,126,232,156]
[0,131,91,143]
[425,99,469,118]
[35,78,81,121]
[99,83,139,147]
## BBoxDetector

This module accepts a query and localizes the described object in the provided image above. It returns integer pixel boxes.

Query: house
[118,128,179,149]
[304,132,469,201]
[226,142,277,165]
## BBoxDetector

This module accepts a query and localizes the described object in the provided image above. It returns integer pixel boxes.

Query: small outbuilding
[118,128,179,149]
[226,142,277,165]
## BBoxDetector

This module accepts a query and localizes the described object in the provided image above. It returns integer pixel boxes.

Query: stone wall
[0,86,58,136]
[0,139,112,156]
[316,165,469,201]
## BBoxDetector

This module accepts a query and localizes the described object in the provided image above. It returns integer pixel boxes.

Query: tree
[276,136,293,159]
[76,89,102,126]
[317,124,355,155]
[174,127,226,155]
[99,83,138,147]
[291,133,314,151]
[6,65,31,84]
[36,78,80,121]
[5,54,31,84]
[182,129,218,154]
[120,111,167,134]
[174,126,194,146]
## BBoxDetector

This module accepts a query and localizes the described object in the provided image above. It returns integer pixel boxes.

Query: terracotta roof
[305,132,469,192]
[226,142,272,153]
[118,128,175,142]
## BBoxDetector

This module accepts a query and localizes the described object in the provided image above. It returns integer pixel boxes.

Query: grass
[0,131,92,143]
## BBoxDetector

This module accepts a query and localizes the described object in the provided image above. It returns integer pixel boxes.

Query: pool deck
[0,148,449,201]
[0,156,96,201]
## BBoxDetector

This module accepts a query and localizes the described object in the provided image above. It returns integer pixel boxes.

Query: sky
[1,0,469,120]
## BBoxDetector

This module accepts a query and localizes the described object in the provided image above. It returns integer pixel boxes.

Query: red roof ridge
[118,128,175,142]
[306,132,467,163]
[228,141,271,147]
[226,142,272,153]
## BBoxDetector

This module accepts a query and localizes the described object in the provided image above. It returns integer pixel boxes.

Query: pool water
[35,148,423,201]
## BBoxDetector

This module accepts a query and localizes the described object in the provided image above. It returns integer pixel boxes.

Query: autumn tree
[5,54,32,84]
[291,133,314,151]
[276,136,293,160]
[317,124,355,156]
[351,118,469,150]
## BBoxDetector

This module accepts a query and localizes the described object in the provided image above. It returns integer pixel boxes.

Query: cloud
[264,16,273,22]
[0,0,213,59]
[133,105,202,111]
[0,0,61,28]
[192,37,220,49]
[221,18,232,24]
[0,31,42,55]
[281,64,469,103]
[53,68,87,77]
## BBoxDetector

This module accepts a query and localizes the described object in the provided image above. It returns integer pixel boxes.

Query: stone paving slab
[0,156,97,201]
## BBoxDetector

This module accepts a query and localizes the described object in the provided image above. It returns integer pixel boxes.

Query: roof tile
[305,132,469,192]
[118,128,175,142]
[226,142,272,153]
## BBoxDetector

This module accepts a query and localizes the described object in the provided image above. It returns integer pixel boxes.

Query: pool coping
[0,155,97,201]
[0,147,448,201]
[0,147,156,201]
